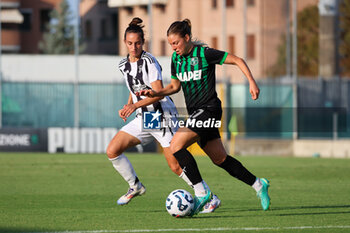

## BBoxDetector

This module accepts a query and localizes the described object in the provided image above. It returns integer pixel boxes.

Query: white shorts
[120,116,177,148]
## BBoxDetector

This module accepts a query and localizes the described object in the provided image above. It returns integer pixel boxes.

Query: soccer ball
[165,189,194,217]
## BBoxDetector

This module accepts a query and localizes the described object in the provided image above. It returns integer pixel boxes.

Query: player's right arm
[136,78,181,98]
[137,58,181,98]
[122,80,166,118]
[223,53,259,100]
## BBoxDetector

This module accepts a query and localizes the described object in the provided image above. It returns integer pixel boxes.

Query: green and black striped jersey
[171,45,228,114]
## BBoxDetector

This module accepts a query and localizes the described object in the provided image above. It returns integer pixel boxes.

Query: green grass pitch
[1,152,350,233]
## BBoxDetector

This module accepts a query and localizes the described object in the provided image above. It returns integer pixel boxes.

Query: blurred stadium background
[0,0,349,157]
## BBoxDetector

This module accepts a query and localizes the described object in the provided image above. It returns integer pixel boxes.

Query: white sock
[193,181,207,197]
[180,173,211,196]
[252,178,262,192]
[202,180,211,192]
[109,154,138,188]
[179,171,193,188]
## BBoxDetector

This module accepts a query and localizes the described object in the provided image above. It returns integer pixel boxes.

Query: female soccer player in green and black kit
[108,17,221,214]
[137,19,270,214]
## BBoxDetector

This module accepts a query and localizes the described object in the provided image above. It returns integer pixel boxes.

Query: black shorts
[186,106,223,148]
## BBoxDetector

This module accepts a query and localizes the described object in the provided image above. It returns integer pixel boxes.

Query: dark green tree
[39,0,76,54]
[297,5,319,76]
[266,35,288,77]
[339,0,350,76]
[269,2,350,78]
[267,6,319,77]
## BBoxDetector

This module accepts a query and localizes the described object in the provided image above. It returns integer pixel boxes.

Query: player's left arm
[127,93,133,104]
[224,53,260,100]
[119,93,133,122]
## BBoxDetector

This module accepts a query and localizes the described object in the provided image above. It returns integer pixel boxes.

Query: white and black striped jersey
[118,51,177,118]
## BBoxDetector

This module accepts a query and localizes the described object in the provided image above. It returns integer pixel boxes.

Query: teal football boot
[189,190,212,216]
[257,178,270,211]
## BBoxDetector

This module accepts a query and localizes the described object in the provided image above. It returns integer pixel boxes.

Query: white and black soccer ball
[165,189,194,217]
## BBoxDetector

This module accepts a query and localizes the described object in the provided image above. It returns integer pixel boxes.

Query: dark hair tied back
[129,17,144,28]
[124,17,145,42]
[167,18,192,38]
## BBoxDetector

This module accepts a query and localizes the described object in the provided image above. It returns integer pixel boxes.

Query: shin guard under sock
[173,149,203,185]
[218,155,256,185]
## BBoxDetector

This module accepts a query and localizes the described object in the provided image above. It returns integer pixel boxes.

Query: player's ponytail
[129,17,144,27]
[124,17,145,43]
[182,19,192,31]
[167,18,192,39]
[167,19,207,46]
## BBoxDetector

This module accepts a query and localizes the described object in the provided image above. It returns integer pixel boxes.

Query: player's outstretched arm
[123,80,163,118]
[136,79,181,98]
[224,53,260,100]
[123,80,165,118]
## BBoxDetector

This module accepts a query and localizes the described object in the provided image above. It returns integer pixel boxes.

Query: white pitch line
[29,225,350,233]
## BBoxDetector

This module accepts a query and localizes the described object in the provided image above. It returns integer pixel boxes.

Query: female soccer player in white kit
[106,17,220,213]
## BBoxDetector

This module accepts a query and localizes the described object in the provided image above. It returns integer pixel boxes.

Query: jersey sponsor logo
[176,70,202,82]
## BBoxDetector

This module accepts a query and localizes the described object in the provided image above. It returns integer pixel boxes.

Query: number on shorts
[190,109,204,119]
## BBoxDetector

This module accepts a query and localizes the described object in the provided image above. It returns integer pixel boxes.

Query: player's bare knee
[106,150,116,159]
[170,144,182,154]
[106,146,122,159]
